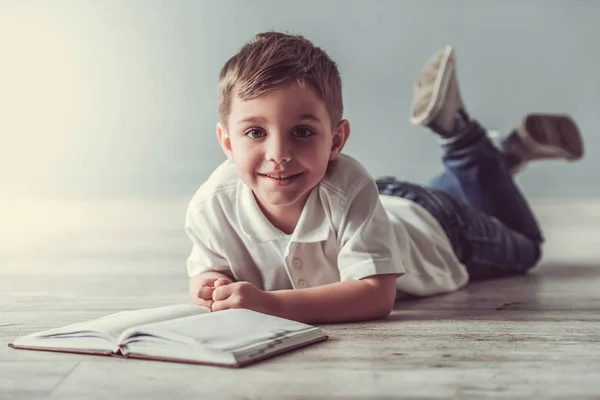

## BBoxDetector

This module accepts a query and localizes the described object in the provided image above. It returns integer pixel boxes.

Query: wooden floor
[2,199,600,399]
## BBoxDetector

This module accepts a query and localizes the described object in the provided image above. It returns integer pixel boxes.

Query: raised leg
[488,114,584,174]
[405,45,547,279]
[411,46,543,242]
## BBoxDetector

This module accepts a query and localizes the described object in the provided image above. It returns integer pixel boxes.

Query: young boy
[185,33,584,324]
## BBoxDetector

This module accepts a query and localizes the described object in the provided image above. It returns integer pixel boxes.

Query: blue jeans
[376,120,543,280]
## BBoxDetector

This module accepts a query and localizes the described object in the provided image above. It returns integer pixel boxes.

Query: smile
[259,173,301,180]
[258,172,303,185]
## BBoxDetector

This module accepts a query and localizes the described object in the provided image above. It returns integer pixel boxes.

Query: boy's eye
[293,127,315,138]
[245,129,265,139]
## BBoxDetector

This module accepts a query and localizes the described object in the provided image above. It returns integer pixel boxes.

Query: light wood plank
[48,361,600,399]
[0,361,79,398]
[2,201,600,399]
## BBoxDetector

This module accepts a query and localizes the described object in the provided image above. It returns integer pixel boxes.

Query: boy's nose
[265,136,292,164]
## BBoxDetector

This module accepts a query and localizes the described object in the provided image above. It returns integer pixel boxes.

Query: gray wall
[1,0,598,200]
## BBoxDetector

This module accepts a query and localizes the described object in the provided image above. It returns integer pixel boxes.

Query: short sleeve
[184,203,233,278]
[336,179,406,281]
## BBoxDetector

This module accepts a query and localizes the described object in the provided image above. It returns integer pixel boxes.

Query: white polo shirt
[185,154,468,297]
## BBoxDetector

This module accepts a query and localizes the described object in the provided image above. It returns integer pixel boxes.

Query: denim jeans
[376,120,543,280]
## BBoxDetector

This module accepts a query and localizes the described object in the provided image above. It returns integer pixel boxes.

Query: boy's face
[217,83,350,225]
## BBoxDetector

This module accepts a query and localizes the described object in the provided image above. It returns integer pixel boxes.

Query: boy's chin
[254,188,312,209]
[257,193,305,208]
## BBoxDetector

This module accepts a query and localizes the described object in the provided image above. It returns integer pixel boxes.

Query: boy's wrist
[264,290,286,319]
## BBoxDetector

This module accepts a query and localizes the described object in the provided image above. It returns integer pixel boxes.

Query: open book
[8,304,327,367]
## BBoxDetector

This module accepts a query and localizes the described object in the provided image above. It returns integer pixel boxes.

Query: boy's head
[218,31,343,128]
[216,32,350,232]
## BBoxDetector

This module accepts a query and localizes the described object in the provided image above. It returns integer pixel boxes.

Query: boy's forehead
[230,84,328,120]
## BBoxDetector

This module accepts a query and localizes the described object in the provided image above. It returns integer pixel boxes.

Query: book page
[120,308,318,352]
[18,304,205,343]
[77,304,206,342]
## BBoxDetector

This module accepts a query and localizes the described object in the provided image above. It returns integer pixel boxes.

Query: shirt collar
[236,180,331,243]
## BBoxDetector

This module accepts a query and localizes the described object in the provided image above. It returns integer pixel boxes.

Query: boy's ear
[329,119,351,161]
[216,122,234,161]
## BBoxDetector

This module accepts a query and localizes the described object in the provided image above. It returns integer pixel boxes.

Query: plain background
[1,0,597,201]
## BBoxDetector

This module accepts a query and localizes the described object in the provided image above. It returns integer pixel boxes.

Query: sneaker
[500,113,584,173]
[410,45,467,135]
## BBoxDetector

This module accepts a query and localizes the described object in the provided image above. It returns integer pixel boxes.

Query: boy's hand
[189,275,233,310]
[211,282,276,315]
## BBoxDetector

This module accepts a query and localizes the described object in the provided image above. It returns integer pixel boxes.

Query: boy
[185,33,584,324]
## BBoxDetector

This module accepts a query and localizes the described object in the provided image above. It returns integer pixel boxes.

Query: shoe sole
[410,45,455,126]
[520,114,584,160]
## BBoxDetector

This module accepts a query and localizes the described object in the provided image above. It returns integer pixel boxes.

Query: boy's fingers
[202,278,217,287]
[212,285,232,302]
[214,278,232,288]
[210,300,228,312]
[196,286,215,300]
[192,296,213,310]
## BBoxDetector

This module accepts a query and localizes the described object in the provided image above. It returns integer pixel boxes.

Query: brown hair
[218,31,343,127]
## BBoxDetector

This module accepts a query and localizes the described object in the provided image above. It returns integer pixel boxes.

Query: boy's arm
[268,273,399,324]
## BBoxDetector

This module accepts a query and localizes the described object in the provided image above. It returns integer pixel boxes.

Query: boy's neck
[256,195,309,235]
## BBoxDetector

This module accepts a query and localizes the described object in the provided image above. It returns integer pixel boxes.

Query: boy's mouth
[258,172,303,184]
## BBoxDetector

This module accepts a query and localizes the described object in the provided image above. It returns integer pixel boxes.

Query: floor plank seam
[494,302,526,311]
[48,361,81,395]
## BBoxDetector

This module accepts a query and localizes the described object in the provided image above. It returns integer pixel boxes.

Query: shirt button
[297,279,309,288]
[340,198,347,206]
[292,258,302,268]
